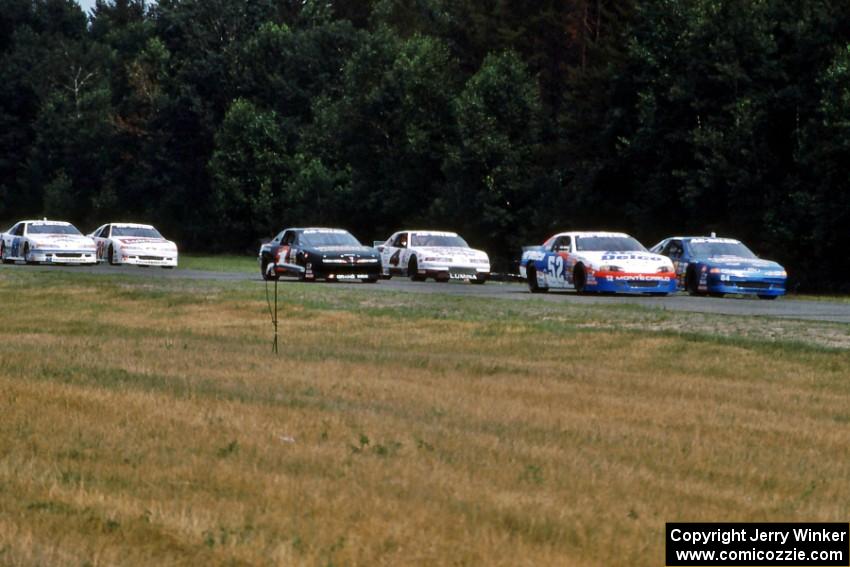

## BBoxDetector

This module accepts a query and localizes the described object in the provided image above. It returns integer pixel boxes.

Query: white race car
[519,231,677,294]
[376,230,490,283]
[0,219,97,265]
[88,223,178,268]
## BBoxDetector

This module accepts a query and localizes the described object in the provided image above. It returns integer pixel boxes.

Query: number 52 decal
[547,255,566,280]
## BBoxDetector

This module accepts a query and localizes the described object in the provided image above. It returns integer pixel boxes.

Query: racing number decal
[547,255,566,281]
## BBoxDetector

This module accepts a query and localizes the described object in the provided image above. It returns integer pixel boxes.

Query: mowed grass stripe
[1,271,849,566]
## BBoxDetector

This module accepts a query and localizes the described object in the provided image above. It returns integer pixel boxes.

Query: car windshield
[411,234,469,247]
[112,226,162,238]
[301,231,361,247]
[575,236,645,252]
[689,241,756,258]
[28,224,81,235]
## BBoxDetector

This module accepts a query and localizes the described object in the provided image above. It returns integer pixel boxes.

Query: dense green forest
[2,0,850,290]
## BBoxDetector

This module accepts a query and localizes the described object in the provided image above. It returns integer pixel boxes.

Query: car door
[10,223,26,259]
[275,230,297,274]
[661,239,686,286]
[378,233,398,273]
[380,232,408,275]
[91,225,109,261]
[544,235,572,288]
[1,223,19,259]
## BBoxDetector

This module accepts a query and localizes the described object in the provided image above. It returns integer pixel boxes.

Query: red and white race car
[1,219,97,265]
[88,223,178,268]
[375,230,490,283]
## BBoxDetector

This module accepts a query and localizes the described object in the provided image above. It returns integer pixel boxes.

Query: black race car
[258,227,381,282]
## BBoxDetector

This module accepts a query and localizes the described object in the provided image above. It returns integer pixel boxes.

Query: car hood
[576,250,672,272]
[115,237,176,250]
[30,235,95,249]
[311,245,378,257]
[414,246,489,260]
[701,256,785,272]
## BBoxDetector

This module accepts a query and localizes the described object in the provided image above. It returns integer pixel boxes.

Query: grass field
[178,254,257,273]
[1,269,849,566]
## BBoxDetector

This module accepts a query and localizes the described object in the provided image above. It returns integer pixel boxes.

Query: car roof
[675,236,742,244]
[298,227,351,234]
[406,230,459,237]
[548,231,632,240]
[108,222,155,229]
[21,220,71,226]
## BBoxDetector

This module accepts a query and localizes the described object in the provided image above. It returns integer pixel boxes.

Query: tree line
[2,0,850,290]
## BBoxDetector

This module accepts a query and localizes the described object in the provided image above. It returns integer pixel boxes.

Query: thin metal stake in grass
[264,275,279,354]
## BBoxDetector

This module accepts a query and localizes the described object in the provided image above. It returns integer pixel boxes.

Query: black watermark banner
[666,523,849,566]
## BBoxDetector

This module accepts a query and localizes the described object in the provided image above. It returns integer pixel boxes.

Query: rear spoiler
[522,245,544,252]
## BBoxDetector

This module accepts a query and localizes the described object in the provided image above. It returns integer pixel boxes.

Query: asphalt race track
[6,263,850,323]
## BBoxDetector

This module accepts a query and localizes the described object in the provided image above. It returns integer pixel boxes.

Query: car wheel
[108,245,118,266]
[573,264,587,294]
[409,257,425,282]
[686,268,701,296]
[261,259,278,281]
[470,275,486,285]
[0,242,9,264]
[758,294,778,300]
[24,243,36,265]
[361,277,379,283]
[435,274,450,283]
[527,265,547,293]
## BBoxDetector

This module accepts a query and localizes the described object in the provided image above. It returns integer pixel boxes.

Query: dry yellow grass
[0,272,849,566]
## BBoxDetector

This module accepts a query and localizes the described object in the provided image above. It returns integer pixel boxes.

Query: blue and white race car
[649,236,786,299]
[1,219,97,265]
[519,231,677,294]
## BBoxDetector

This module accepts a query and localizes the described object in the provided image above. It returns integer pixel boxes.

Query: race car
[650,236,786,299]
[519,231,676,294]
[88,223,178,268]
[258,227,381,282]
[374,230,490,283]
[0,219,97,265]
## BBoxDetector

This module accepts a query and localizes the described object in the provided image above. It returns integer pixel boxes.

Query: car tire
[362,277,379,283]
[409,257,425,282]
[686,268,701,296]
[470,275,486,285]
[24,243,35,265]
[0,242,10,264]
[108,245,118,266]
[527,265,547,293]
[261,259,278,281]
[573,264,587,294]
[758,294,778,300]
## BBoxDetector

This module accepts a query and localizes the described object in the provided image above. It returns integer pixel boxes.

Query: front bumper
[31,250,97,264]
[589,272,677,294]
[416,262,490,281]
[702,275,786,296]
[275,261,381,280]
[118,253,178,267]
